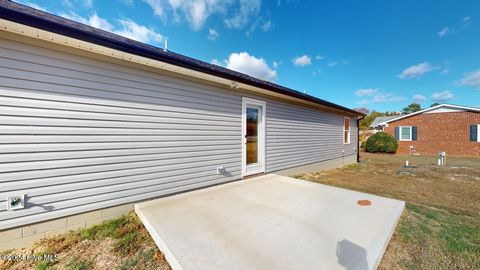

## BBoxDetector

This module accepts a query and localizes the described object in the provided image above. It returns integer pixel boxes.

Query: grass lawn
[2,152,479,269]
[298,152,480,270]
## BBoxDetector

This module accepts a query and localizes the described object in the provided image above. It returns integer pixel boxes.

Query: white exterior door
[242,97,266,177]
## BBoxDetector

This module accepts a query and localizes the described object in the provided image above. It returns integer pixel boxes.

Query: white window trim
[399,126,412,141]
[241,97,266,177]
[477,125,480,142]
[343,117,351,145]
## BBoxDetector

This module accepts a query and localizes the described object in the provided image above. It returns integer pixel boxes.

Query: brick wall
[384,112,480,157]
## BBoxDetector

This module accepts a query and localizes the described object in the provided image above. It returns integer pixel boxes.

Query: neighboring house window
[394,126,417,141]
[401,126,412,141]
[471,125,479,142]
[343,118,350,144]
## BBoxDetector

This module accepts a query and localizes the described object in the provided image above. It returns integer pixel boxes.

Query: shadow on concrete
[336,239,369,270]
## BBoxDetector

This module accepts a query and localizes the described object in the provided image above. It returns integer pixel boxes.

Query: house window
[343,118,350,144]
[395,126,417,141]
[471,125,480,142]
[400,126,412,141]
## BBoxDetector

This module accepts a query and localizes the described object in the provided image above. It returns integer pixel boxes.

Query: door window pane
[246,107,259,164]
[343,118,350,144]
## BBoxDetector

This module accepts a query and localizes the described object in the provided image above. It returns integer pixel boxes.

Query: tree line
[355,102,440,130]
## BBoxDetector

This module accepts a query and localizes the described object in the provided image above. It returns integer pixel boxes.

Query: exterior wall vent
[7,195,25,211]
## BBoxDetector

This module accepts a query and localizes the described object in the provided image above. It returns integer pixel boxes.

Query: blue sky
[16,0,480,112]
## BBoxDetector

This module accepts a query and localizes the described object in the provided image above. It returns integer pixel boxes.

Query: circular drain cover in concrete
[357,199,372,206]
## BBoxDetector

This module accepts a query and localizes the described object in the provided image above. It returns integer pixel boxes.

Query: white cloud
[24,1,164,44]
[59,12,164,44]
[440,66,450,74]
[122,0,135,6]
[315,54,324,60]
[355,88,404,104]
[272,61,280,68]
[61,0,74,8]
[437,27,455,37]
[208,28,220,40]
[83,0,94,8]
[115,19,163,43]
[413,94,427,103]
[143,0,232,31]
[60,12,114,31]
[143,0,165,18]
[355,88,378,97]
[458,70,480,89]
[372,93,406,103]
[326,59,348,67]
[431,90,454,102]
[397,62,434,79]
[356,99,369,105]
[225,52,277,81]
[292,55,312,67]
[211,58,223,66]
[312,69,322,76]
[61,0,94,9]
[261,20,273,32]
[437,17,472,36]
[327,61,337,67]
[463,16,472,28]
[225,0,261,29]
[142,0,265,31]
[187,1,210,30]
[16,0,48,11]
[245,18,274,35]
[277,0,299,6]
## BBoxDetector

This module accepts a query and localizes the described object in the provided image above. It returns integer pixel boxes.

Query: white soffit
[424,107,466,114]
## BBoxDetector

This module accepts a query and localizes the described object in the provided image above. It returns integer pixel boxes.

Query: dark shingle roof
[370,116,401,127]
[0,0,363,116]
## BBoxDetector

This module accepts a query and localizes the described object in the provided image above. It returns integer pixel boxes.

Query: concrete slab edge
[135,175,406,270]
[371,201,406,270]
[134,204,183,270]
[276,175,405,205]
[274,174,406,270]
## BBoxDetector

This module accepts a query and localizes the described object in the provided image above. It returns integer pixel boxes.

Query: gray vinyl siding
[0,38,242,230]
[0,37,357,230]
[266,100,358,172]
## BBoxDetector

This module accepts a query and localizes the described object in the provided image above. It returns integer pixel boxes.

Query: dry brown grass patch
[0,212,170,270]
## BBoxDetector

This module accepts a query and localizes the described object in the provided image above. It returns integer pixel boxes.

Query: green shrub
[360,140,367,150]
[365,132,398,153]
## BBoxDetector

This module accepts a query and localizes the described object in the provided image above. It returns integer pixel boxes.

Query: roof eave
[383,104,480,124]
[0,1,364,117]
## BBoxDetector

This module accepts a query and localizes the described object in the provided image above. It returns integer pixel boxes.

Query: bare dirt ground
[0,212,170,270]
[299,153,480,270]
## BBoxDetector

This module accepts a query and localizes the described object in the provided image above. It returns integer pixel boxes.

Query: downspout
[357,115,364,163]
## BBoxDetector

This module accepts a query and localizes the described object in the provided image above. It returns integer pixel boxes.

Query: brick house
[378,104,480,157]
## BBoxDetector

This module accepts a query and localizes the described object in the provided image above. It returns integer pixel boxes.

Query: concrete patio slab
[135,174,405,270]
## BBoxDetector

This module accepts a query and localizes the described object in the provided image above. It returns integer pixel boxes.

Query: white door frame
[241,97,266,177]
